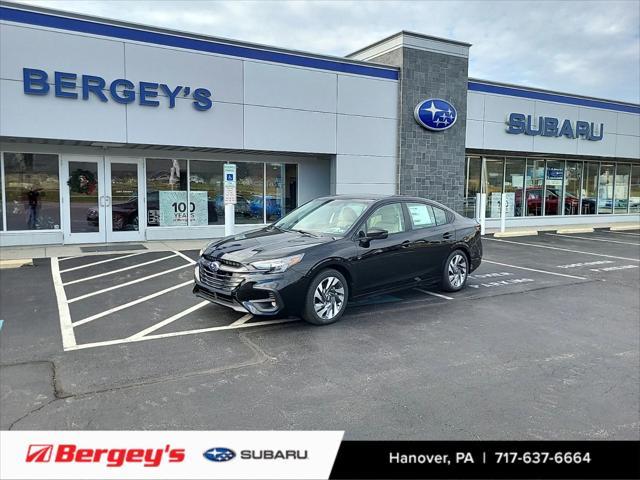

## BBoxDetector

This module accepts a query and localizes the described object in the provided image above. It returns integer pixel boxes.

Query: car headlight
[250,254,304,273]
[194,264,200,282]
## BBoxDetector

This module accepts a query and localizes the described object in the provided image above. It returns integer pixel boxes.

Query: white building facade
[0,2,638,246]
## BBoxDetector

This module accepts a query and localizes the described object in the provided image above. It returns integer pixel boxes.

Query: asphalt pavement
[1,230,638,439]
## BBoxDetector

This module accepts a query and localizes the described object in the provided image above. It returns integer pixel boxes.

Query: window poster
[159,190,208,226]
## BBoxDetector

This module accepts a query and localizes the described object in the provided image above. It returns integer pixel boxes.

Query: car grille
[200,264,246,294]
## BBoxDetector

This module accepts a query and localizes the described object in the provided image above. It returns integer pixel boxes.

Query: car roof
[314,194,442,204]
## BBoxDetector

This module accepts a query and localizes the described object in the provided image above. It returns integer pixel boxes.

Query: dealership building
[0,1,638,247]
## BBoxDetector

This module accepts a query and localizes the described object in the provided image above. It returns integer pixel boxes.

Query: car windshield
[274,198,372,236]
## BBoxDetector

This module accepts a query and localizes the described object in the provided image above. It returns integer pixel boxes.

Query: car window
[365,203,405,234]
[432,206,449,226]
[275,198,371,236]
[407,202,436,229]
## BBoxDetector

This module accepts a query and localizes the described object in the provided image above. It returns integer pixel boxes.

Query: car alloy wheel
[313,276,345,320]
[448,253,467,289]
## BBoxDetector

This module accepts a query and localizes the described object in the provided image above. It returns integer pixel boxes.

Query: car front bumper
[193,258,310,316]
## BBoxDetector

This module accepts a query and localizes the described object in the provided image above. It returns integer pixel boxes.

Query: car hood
[203,227,333,264]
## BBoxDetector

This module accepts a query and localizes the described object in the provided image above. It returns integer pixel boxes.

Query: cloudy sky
[18,0,640,103]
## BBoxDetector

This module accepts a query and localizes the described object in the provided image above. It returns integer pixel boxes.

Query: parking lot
[1,229,639,439]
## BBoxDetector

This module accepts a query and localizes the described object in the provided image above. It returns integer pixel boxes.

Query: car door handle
[401,240,411,248]
[442,232,453,239]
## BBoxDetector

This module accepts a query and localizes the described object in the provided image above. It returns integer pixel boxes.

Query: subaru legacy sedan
[194,195,482,325]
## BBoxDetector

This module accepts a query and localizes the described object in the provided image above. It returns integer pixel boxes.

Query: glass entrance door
[62,155,145,244]
[105,157,145,242]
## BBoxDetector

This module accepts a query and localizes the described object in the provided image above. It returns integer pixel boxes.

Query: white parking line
[545,233,640,246]
[65,317,298,351]
[62,254,178,286]
[128,301,209,339]
[229,314,254,326]
[59,252,149,273]
[609,231,640,237]
[173,250,197,265]
[72,280,194,327]
[51,258,76,349]
[483,259,587,280]
[485,237,640,262]
[66,264,192,303]
[414,288,453,300]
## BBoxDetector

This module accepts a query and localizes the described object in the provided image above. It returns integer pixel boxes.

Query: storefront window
[545,160,564,216]
[630,165,640,214]
[145,158,188,227]
[564,161,582,215]
[525,159,545,216]
[3,153,60,230]
[464,156,482,218]
[581,162,599,215]
[189,160,223,225]
[484,158,504,218]
[284,164,298,216]
[236,162,264,224]
[265,164,285,223]
[598,163,614,214]
[504,158,525,217]
[613,163,631,214]
[0,161,4,231]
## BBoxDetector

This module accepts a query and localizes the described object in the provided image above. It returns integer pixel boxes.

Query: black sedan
[194,195,482,325]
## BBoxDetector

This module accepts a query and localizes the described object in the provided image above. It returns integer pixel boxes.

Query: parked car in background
[194,195,482,325]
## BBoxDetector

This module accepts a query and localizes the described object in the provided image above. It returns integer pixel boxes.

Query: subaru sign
[203,447,236,462]
[414,99,458,131]
[506,113,604,141]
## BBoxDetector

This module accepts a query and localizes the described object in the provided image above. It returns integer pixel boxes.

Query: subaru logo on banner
[414,98,457,131]
[203,447,236,462]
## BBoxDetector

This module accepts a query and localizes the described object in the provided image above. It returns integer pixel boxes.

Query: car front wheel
[442,250,469,292]
[302,269,349,325]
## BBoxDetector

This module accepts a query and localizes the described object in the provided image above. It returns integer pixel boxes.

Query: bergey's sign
[506,113,604,141]
[22,67,213,111]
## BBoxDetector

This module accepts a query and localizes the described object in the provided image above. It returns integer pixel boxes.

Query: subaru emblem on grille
[210,261,220,271]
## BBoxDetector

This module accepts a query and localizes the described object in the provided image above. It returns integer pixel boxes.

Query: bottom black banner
[330,441,639,479]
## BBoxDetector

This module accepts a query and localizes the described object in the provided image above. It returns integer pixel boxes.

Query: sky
[16,0,640,103]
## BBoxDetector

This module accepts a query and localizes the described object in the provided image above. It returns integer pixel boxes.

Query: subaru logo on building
[203,447,236,462]
[414,98,457,131]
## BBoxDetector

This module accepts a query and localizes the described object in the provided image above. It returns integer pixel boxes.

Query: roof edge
[0,0,400,72]
[347,30,471,58]
[469,78,640,109]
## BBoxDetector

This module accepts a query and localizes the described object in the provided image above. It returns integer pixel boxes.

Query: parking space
[49,250,298,351]
[1,229,638,437]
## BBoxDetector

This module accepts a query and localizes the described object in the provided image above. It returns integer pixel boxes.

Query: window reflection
[504,158,525,217]
[613,164,630,214]
[235,162,264,224]
[598,163,614,214]
[525,159,545,216]
[3,153,60,230]
[545,160,564,216]
[266,164,284,223]
[146,158,188,227]
[464,156,482,218]
[484,158,504,218]
[582,162,599,215]
[189,160,223,225]
[564,161,582,216]
[630,165,640,214]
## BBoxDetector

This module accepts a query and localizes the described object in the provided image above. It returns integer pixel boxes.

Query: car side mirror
[358,228,388,246]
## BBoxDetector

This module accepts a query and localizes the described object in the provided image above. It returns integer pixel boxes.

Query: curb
[492,230,539,238]
[0,259,34,269]
[610,225,640,231]
[555,227,594,234]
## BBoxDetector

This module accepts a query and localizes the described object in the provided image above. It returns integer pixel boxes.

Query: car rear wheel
[442,250,468,292]
[302,269,348,325]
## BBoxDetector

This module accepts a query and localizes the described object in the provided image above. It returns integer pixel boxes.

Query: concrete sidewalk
[486,221,639,237]
[1,221,638,261]
[0,239,209,261]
